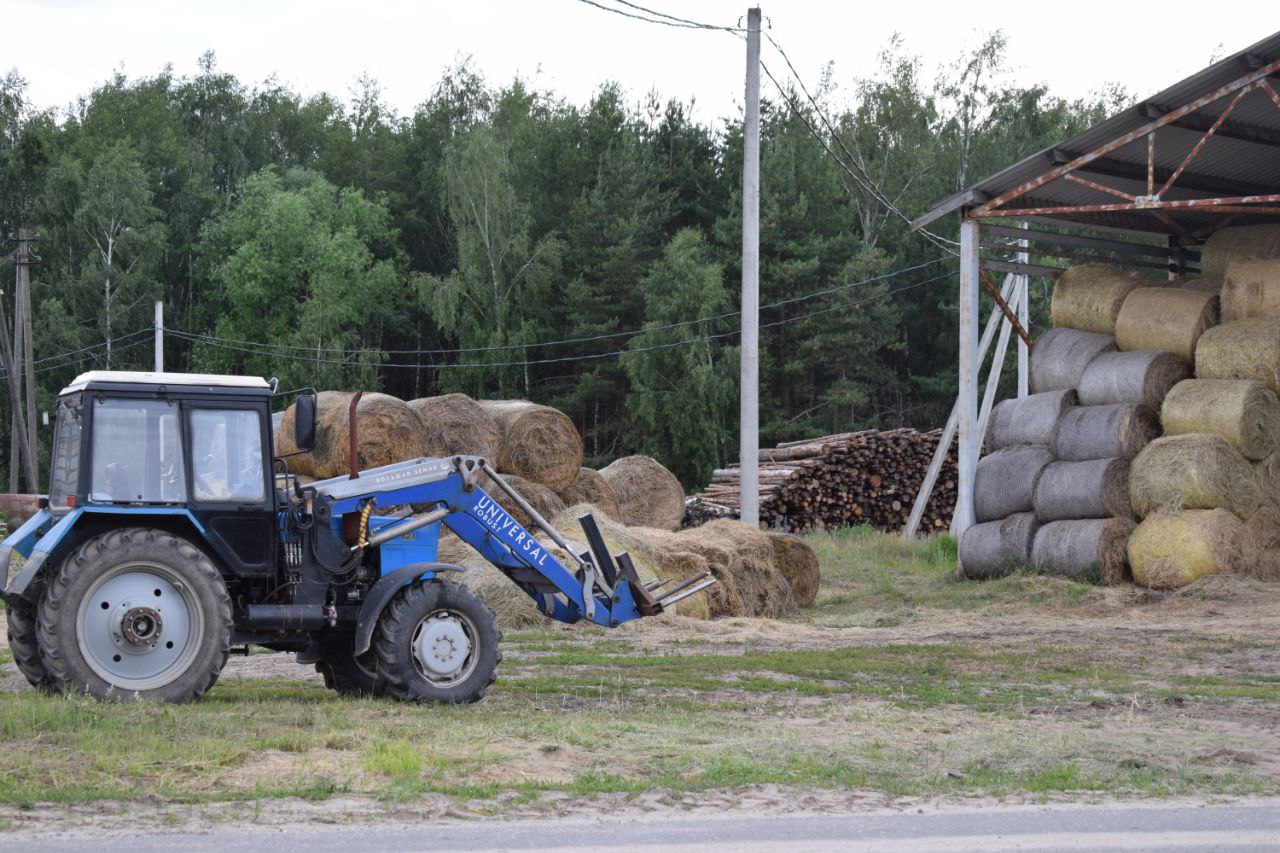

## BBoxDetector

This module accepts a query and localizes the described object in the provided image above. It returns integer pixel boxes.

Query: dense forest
[0,34,1126,489]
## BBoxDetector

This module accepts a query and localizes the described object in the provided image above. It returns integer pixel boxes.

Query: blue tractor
[0,371,714,703]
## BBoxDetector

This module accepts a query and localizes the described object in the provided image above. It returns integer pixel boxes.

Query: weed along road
[10,801,1280,851]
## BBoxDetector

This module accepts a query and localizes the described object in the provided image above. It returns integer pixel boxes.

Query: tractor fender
[3,508,81,603]
[0,507,53,593]
[353,562,466,656]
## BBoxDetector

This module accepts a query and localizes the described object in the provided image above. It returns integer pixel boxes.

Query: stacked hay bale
[961,265,1186,583]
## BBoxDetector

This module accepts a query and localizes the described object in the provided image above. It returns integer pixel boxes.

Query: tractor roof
[60,371,273,396]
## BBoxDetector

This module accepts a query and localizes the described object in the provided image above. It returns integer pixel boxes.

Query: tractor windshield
[90,398,185,504]
[49,397,83,507]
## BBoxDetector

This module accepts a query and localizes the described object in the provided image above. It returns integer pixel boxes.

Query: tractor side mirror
[295,394,317,453]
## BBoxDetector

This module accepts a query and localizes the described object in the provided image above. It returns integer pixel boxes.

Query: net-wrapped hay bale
[1030,327,1116,393]
[1077,350,1190,409]
[1114,287,1218,361]
[1201,223,1280,280]
[1128,508,1244,589]
[407,393,502,461]
[1160,379,1280,461]
[481,472,566,530]
[477,400,583,492]
[274,391,426,479]
[1052,403,1158,462]
[1031,518,1135,585]
[599,455,686,531]
[1129,434,1263,518]
[766,532,821,607]
[973,445,1054,522]
[1050,264,1145,334]
[687,520,795,619]
[987,390,1076,450]
[1033,458,1132,521]
[1195,318,1280,392]
[557,467,622,522]
[959,512,1039,580]
[1180,277,1222,295]
[1221,259,1280,322]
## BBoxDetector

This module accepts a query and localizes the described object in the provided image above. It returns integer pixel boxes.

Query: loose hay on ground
[1160,379,1280,460]
[599,455,686,531]
[407,394,502,460]
[1030,327,1116,393]
[1128,508,1245,589]
[1077,350,1190,410]
[479,400,583,492]
[1050,264,1146,334]
[1129,434,1264,518]
[1114,286,1217,361]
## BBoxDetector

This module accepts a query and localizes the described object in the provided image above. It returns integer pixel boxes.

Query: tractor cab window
[90,399,185,503]
[190,409,265,503]
[49,398,83,507]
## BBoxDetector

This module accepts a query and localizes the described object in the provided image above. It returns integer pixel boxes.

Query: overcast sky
[0,0,1269,123]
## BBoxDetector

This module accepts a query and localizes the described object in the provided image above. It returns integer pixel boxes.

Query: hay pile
[1221,259,1280,322]
[1114,287,1217,361]
[1031,518,1134,585]
[1030,327,1116,393]
[1077,350,1190,410]
[275,391,426,479]
[599,455,686,531]
[557,467,622,522]
[1049,264,1145,334]
[1129,434,1264,519]
[1201,223,1280,280]
[767,532,821,607]
[959,512,1039,579]
[987,390,1076,450]
[1195,318,1280,392]
[478,400,583,492]
[407,393,502,460]
[1160,379,1280,460]
[1051,403,1158,461]
[1128,509,1245,589]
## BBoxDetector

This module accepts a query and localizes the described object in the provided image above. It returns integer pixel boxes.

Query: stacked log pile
[687,428,957,533]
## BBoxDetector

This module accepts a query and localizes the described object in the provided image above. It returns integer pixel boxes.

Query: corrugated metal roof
[915,31,1280,238]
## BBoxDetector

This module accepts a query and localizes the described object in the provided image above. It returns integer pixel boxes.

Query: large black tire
[372,579,501,704]
[314,633,383,696]
[6,582,54,691]
[37,528,232,703]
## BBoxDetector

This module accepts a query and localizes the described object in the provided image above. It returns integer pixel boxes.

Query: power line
[167,271,950,371]
[0,334,156,380]
[572,0,744,31]
[174,258,947,358]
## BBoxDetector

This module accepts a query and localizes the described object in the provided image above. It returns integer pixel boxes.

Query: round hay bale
[1050,264,1146,334]
[1033,458,1132,522]
[437,530,546,629]
[766,532,821,607]
[1052,403,1158,462]
[1180,277,1222,295]
[1128,508,1244,589]
[986,390,1076,450]
[407,394,502,461]
[1129,434,1262,518]
[1221,259,1280,322]
[973,444,1055,522]
[482,472,566,530]
[1114,287,1218,361]
[626,525,742,617]
[1195,318,1280,392]
[1201,223,1280,280]
[959,512,1039,580]
[1253,450,1280,509]
[1029,327,1116,394]
[1031,518,1134,585]
[686,519,796,619]
[1242,508,1280,582]
[1160,379,1280,460]
[557,467,622,522]
[1077,350,1190,410]
[275,391,426,479]
[478,400,583,492]
[599,455,685,531]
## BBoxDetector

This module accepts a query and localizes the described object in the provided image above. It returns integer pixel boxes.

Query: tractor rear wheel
[37,528,232,703]
[314,633,383,696]
[372,579,501,704]
[6,582,54,691]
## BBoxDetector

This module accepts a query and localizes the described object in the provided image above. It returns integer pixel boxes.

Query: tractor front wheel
[314,633,383,696]
[6,582,54,692]
[372,580,501,704]
[37,528,232,703]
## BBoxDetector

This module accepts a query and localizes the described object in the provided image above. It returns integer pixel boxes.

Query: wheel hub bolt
[121,606,164,647]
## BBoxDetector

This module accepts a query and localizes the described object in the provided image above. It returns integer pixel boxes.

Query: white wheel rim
[76,561,204,691]
[411,610,478,687]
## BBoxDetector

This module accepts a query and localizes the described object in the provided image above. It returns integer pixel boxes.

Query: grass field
[0,529,1277,817]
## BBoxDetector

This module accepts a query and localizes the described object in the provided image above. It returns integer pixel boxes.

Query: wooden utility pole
[0,232,37,490]
[739,6,761,526]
